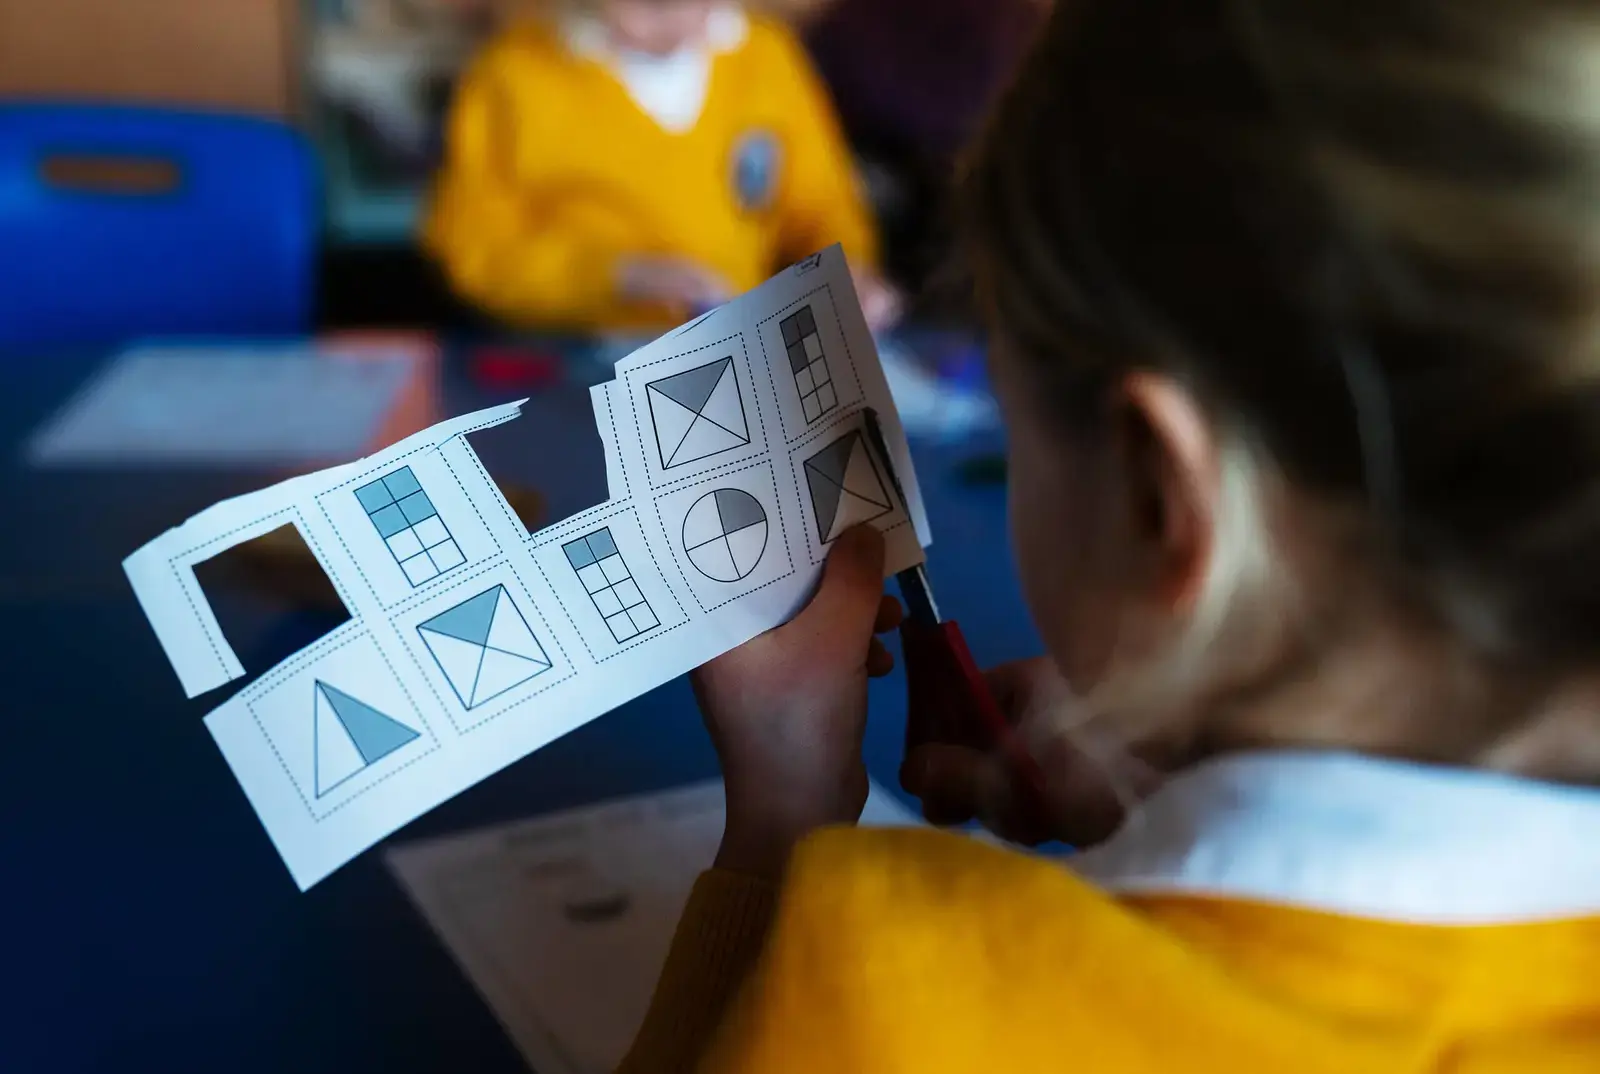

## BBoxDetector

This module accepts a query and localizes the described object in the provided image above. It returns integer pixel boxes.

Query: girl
[423,0,898,333]
[622,0,1600,1070]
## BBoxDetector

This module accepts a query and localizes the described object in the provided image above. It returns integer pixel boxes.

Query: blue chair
[0,103,319,349]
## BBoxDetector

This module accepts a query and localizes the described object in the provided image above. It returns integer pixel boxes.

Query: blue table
[0,346,1038,1074]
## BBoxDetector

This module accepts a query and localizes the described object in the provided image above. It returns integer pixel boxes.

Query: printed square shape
[418,585,552,710]
[758,287,865,444]
[394,563,575,731]
[247,632,436,817]
[530,508,689,660]
[786,414,911,565]
[621,335,768,487]
[654,462,794,612]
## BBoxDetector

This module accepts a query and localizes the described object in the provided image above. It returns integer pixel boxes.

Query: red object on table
[471,345,565,389]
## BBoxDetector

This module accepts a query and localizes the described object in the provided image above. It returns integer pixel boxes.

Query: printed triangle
[321,682,420,765]
[698,361,746,439]
[472,647,548,704]
[314,683,366,795]
[650,358,730,413]
[668,415,745,468]
[419,587,500,646]
[839,437,891,509]
[647,390,698,469]
[825,489,893,543]
[485,589,546,664]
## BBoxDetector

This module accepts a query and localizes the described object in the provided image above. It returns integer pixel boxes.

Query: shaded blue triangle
[419,587,501,646]
[651,358,730,414]
[318,682,420,766]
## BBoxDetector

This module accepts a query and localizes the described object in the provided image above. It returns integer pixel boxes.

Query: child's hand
[693,525,903,880]
[617,256,732,313]
[900,658,1166,848]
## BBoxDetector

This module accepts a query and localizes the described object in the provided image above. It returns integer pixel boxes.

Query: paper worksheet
[387,780,923,1074]
[125,247,931,889]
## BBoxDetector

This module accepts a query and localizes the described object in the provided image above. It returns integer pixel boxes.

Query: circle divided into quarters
[682,489,769,583]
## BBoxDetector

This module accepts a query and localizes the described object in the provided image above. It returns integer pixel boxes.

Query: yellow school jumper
[423,7,877,332]
[619,752,1600,1073]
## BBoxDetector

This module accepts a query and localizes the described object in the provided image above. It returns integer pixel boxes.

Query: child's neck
[1203,607,1600,787]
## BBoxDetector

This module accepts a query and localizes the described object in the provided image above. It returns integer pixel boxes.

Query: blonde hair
[964,0,1600,778]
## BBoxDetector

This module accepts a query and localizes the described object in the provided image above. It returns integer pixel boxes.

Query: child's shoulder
[465,17,578,81]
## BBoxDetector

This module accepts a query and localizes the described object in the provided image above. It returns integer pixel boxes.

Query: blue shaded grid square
[564,536,597,570]
[587,528,618,560]
[370,504,409,538]
[356,480,395,514]
[383,467,423,500]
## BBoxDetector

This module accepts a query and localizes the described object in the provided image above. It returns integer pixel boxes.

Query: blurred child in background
[423,0,897,334]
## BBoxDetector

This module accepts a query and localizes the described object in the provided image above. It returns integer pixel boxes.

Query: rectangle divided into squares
[356,466,466,586]
[563,528,661,643]
[781,305,837,424]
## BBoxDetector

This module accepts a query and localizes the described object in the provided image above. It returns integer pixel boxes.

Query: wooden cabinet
[0,0,300,117]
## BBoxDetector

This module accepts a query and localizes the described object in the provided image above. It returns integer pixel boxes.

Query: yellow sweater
[422,13,877,332]
[619,753,1600,1073]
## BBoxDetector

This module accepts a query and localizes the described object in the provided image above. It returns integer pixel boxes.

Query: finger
[866,637,895,678]
[795,524,886,642]
[903,741,1075,846]
[900,742,992,825]
[873,594,904,634]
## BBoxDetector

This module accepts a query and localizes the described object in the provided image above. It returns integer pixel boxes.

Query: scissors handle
[900,617,1051,811]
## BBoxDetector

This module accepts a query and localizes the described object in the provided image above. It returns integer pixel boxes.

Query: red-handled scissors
[861,411,1052,820]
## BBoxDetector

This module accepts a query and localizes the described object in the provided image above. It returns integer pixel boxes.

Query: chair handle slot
[38,153,182,196]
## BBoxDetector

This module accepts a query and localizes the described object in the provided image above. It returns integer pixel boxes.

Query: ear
[1115,372,1219,613]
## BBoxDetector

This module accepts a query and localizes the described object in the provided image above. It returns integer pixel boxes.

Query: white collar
[1070,750,1600,925]
[561,5,748,134]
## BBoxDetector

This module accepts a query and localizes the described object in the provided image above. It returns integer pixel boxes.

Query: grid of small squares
[355,466,466,586]
[563,528,660,643]
[781,306,837,423]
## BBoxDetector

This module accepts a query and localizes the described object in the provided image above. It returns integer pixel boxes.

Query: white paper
[123,247,930,889]
[28,341,426,466]
[386,780,924,1074]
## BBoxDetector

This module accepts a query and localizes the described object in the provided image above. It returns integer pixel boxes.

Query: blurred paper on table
[387,780,923,1074]
[27,336,438,468]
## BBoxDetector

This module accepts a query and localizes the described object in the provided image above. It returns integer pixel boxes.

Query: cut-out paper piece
[123,244,931,891]
[419,586,552,709]
[682,489,768,583]
[781,305,837,424]
[356,465,465,585]
[645,357,749,469]
[564,528,661,643]
[314,680,420,796]
[803,430,894,543]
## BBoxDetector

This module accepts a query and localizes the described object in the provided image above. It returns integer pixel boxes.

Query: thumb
[796,524,886,641]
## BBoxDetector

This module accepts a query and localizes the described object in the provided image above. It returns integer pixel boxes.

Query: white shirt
[562,5,749,134]
[1072,750,1600,925]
